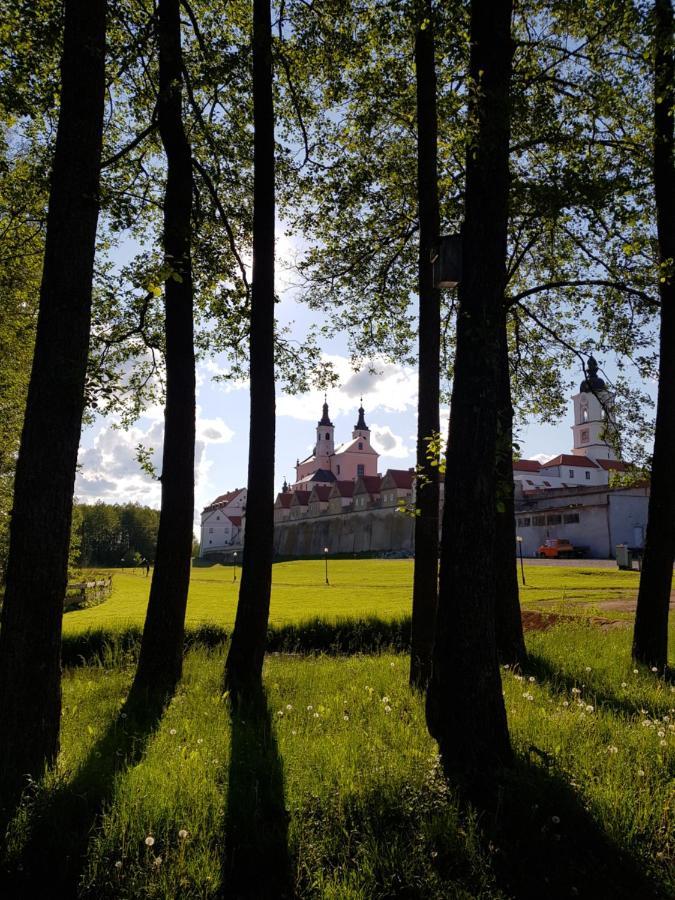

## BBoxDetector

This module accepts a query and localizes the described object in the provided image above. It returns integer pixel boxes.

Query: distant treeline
[73,502,161,568]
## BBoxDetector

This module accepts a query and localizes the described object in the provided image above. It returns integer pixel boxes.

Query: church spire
[354,398,369,432]
[318,393,333,426]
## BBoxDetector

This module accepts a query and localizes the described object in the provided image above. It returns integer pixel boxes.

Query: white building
[199,488,246,556]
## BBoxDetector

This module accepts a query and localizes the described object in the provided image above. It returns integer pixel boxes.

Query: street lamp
[324,547,329,585]
[516,536,526,586]
[233,551,238,583]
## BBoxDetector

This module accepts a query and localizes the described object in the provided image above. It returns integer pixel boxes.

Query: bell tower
[316,395,335,463]
[352,399,371,441]
[571,356,617,460]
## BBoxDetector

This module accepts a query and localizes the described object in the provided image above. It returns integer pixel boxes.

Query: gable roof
[541,454,600,469]
[595,458,628,471]
[226,515,242,526]
[309,485,332,502]
[354,475,382,496]
[295,468,336,485]
[290,490,311,506]
[330,480,355,498]
[275,492,293,508]
[382,468,414,489]
[203,488,245,512]
[333,437,379,456]
[513,459,542,472]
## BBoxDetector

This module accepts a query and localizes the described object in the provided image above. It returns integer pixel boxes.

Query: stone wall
[274,507,415,556]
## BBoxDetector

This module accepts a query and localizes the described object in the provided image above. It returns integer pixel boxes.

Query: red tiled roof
[203,488,245,512]
[384,468,414,489]
[310,485,332,502]
[595,458,628,471]
[541,454,599,469]
[356,475,382,495]
[291,490,311,506]
[333,480,355,498]
[513,459,541,472]
[227,515,241,526]
[275,493,293,508]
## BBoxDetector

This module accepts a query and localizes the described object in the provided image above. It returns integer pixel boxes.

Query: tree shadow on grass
[220,685,292,899]
[524,651,675,720]
[465,759,663,900]
[0,687,169,898]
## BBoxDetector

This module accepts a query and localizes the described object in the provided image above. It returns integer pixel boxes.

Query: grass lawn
[3,625,675,898]
[63,559,649,634]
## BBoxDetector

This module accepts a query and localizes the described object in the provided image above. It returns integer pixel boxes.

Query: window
[547,514,562,525]
[581,429,589,443]
[582,406,589,422]
[568,470,575,478]
[209,527,214,534]
[519,517,531,527]
[563,513,579,524]
[216,515,220,520]
[357,464,365,476]
[533,515,546,526]
[585,471,591,480]
[336,464,340,474]
[358,442,363,450]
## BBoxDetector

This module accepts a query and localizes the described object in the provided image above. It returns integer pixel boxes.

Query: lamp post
[233,551,238,583]
[324,547,329,585]
[516,536,525,586]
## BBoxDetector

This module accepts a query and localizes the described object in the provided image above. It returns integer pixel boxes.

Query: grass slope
[3,625,675,898]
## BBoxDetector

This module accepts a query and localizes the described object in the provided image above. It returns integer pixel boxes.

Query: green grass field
[3,626,675,898]
[4,560,674,897]
[63,559,648,634]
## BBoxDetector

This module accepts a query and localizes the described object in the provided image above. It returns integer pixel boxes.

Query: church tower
[315,395,335,464]
[570,356,617,460]
[352,399,371,441]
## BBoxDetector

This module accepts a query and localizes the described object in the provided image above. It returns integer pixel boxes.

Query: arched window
[325,433,330,439]
[358,442,363,450]
[582,406,588,422]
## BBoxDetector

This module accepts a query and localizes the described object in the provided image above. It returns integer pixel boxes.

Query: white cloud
[370,424,412,460]
[76,412,235,522]
[530,452,558,464]
[276,354,418,422]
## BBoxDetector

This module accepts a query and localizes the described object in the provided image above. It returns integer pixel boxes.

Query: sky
[74,233,656,532]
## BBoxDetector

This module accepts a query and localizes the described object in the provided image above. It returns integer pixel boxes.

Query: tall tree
[426,0,513,780]
[632,0,675,671]
[410,0,441,689]
[0,0,107,802]
[494,311,526,665]
[130,0,196,698]
[225,0,276,696]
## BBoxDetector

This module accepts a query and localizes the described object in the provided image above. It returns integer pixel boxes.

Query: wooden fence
[65,576,113,610]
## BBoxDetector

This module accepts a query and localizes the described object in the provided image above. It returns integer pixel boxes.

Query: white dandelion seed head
[145,836,155,847]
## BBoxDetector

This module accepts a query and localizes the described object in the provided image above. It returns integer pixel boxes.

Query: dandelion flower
[286,704,292,711]
[313,712,319,718]
[660,739,667,747]
[528,676,535,683]
[169,728,177,736]
[621,682,627,688]
[384,705,392,714]
[607,746,618,754]
[585,705,594,713]
[114,860,123,870]
[562,700,569,707]
[277,711,284,717]
[633,669,639,675]
[153,856,162,867]
[178,829,188,840]
[306,705,313,711]
[145,836,155,847]
[343,714,349,721]
[551,815,561,824]
[637,769,645,776]
[652,666,659,673]
[585,667,592,672]
[658,730,665,738]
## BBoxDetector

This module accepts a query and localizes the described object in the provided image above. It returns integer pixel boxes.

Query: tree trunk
[410,0,441,690]
[495,310,526,666]
[0,0,106,803]
[130,0,195,698]
[225,0,276,697]
[632,0,675,671]
[426,0,513,781]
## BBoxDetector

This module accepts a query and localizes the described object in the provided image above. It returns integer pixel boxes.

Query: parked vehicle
[536,538,587,559]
